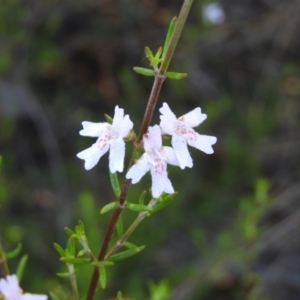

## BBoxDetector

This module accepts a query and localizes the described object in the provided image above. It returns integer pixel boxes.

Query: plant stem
[68,264,79,300]
[86,1,194,299]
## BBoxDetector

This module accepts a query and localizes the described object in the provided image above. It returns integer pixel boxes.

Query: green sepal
[101,201,118,214]
[109,172,121,197]
[99,266,106,289]
[150,194,176,214]
[109,246,145,261]
[65,227,75,237]
[162,17,177,59]
[123,241,139,250]
[166,72,187,80]
[61,257,90,265]
[138,191,147,205]
[133,67,155,76]
[91,260,114,267]
[117,291,123,300]
[116,215,123,238]
[16,254,28,282]
[6,243,22,259]
[53,243,66,257]
[126,203,152,212]
[50,292,62,300]
[104,114,113,124]
[56,272,72,278]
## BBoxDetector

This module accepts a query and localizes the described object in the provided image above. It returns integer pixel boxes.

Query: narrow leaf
[117,291,123,300]
[101,201,118,214]
[65,227,75,237]
[56,272,72,278]
[109,246,145,261]
[99,266,106,289]
[50,292,61,300]
[144,47,154,60]
[16,254,28,282]
[53,243,65,257]
[91,261,114,267]
[126,203,152,212]
[133,67,155,76]
[155,46,163,60]
[150,194,175,214]
[166,72,187,80]
[66,239,75,256]
[116,215,123,238]
[61,257,90,265]
[138,191,147,205]
[77,249,87,257]
[104,114,113,124]
[162,17,177,59]
[6,243,22,259]
[123,241,138,250]
[109,172,121,197]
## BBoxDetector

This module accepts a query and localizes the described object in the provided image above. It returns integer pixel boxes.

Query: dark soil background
[1,0,300,299]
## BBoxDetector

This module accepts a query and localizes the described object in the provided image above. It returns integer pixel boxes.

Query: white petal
[159,115,175,135]
[109,139,125,173]
[172,135,193,169]
[143,125,162,151]
[160,146,180,167]
[118,115,133,138]
[188,133,217,154]
[22,294,48,300]
[79,121,108,137]
[126,154,151,183]
[180,107,207,128]
[77,143,109,170]
[159,103,177,121]
[150,163,174,198]
[112,106,124,127]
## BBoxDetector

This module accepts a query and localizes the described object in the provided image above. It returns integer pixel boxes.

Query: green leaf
[109,246,145,261]
[101,201,118,214]
[133,67,155,76]
[144,47,154,60]
[123,241,139,250]
[138,191,147,205]
[6,243,22,259]
[162,17,177,60]
[166,71,187,80]
[50,292,62,300]
[56,272,72,277]
[150,194,175,214]
[61,257,90,265]
[16,254,28,282]
[65,227,75,237]
[91,260,114,267]
[116,215,123,238]
[77,249,87,257]
[126,203,152,212]
[53,243,65,257]
[66,239,76,256]
[109,172,121,197]
[154,46,163,60]
[104,114,113,124]
[99,266,106,289]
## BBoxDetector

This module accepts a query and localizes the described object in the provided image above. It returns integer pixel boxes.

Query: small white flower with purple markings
[159,103,217,169]
[0,275,47,300]
[77,106,133,172]
[126,125,180,198]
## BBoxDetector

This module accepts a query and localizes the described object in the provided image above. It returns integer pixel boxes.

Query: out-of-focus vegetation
[1,0,300,299]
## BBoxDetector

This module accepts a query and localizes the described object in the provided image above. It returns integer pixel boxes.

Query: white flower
[126,125,180,198]
[0,275,47,300]
[77,106,133,172]
[159,103,217,169]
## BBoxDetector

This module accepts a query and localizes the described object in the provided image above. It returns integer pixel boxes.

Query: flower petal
[180,107,207,128]
[109,139,125,173]
[160,146,180,167]
[118,115,133,138]
[143,125,162,151]
[171,135,193,169]
[79,122,108,137]
[77,143,109,170]
[187,133,217,154]
[126,154,151,183]
[159,115,175,135]
[150,162,174,198]
[159,103,177,121]
[112,106,124,127]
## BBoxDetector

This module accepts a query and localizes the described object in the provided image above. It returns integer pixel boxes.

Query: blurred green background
[1,0,300,299]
